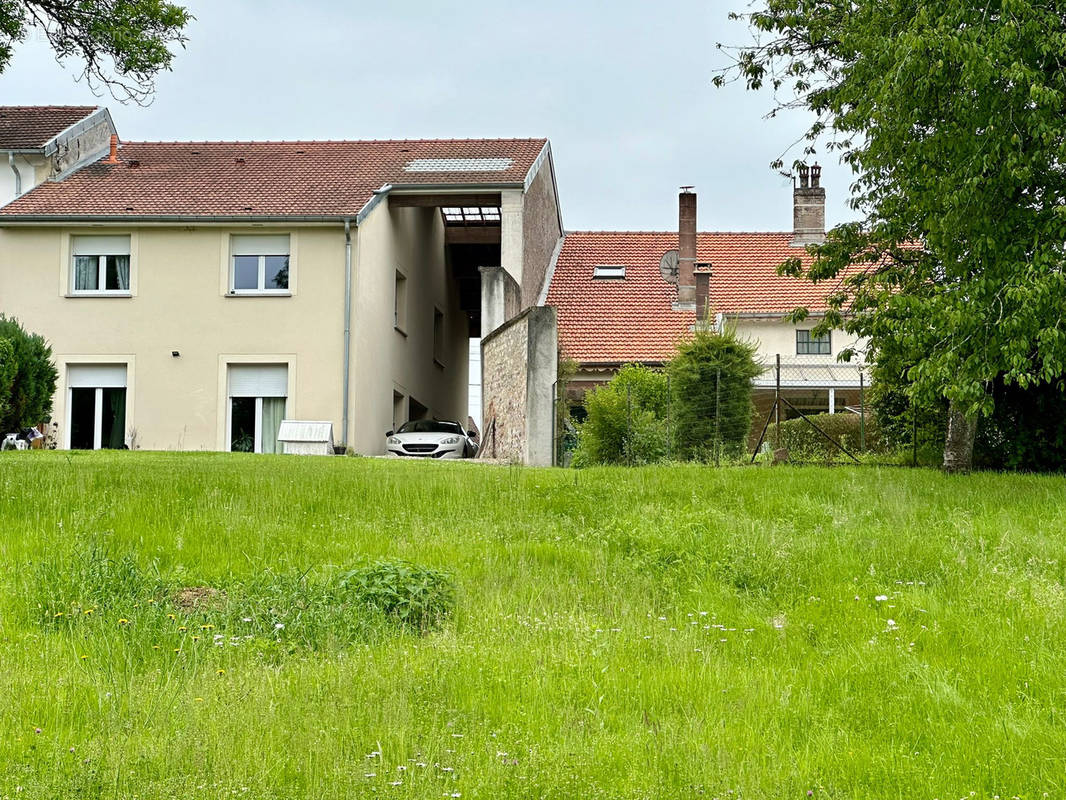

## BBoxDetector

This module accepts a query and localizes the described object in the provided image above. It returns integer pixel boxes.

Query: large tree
[0,1,191,102]
[716,0,1066,470]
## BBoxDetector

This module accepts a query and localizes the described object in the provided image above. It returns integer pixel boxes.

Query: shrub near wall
[776,412,883,460]
[0,316,58,433]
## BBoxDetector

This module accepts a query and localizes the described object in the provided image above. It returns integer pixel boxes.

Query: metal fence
[552,355,925,467]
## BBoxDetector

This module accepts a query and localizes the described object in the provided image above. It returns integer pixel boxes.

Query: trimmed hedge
[775,412,884,460]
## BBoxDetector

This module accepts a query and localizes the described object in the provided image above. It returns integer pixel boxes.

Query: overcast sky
[1,0,858,232]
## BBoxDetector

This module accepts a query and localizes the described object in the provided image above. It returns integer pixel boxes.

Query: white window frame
[226,363,288,453]
[394,270,408,332]
[593,264,626,279]
[67,387,124,449]
[229,235,291,296]
[66,364,128,450]
[70,235,132,296]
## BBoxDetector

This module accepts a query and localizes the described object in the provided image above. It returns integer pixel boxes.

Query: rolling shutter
[68,364,127,388]
[228,364,288,397]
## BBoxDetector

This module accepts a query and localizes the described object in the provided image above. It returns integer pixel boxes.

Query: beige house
[0,111,563,455]
[545,171,870,421]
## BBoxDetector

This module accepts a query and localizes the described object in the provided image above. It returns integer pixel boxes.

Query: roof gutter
[0,214,363,225]
[8,153,21,197]
[341,217,353,450]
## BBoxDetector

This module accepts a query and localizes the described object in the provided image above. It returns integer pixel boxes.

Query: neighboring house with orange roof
[544,169,870,420]
[0,108,563,457]
[0,105,116,206]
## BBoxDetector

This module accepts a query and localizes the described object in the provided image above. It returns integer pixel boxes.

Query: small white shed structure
[277,420,335,456]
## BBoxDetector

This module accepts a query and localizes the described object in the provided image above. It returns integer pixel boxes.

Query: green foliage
[874,358,1066,472]
[0,337,14,426]
[573,363,669,465]
[7,453,1066,797]
[718,0,1066,442]
[32,539,455,654]
[668,326,762,460]
[0,315,58,433]
[0,1,191,102]
[776,412,883,461]
[339,561,456,632]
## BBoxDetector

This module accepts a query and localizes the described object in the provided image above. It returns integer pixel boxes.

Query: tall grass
[1,451,1065,798]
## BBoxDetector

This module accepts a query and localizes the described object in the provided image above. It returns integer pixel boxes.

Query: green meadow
[1,452,1065,799]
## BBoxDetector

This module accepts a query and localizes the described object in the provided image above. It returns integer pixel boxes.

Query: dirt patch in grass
[173,586,226,611]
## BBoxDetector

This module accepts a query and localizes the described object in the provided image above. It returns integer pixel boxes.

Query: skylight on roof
[404,158,514,173]
[442,206,501,224]
[593,264,626,279]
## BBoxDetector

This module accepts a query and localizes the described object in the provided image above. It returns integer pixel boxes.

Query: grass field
[1,452,1065,799]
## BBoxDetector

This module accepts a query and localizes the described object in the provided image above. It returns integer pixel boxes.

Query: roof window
[441,206,501,224]
[593,264,626,280]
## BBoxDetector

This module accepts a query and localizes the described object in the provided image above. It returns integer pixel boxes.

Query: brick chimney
[103,134,120,165]
[791,163,825,246]
[676,187,697,308]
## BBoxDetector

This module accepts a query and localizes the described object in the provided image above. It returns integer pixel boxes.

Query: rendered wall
[0,224,349,450]
[729,318,866,365]
[351,201,469,454]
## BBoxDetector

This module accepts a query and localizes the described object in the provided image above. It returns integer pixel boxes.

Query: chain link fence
[550,356,941,467]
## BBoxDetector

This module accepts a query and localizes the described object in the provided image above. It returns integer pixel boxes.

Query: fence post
[775,354,782,449]
[714,367,721,467]
[859,371,866,451]
[626,383,632,467]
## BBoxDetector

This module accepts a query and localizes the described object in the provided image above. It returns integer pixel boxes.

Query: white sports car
[385,420,479,459]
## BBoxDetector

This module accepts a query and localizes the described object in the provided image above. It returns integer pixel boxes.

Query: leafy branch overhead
[715,0,1066,431]
[0,1,192,102]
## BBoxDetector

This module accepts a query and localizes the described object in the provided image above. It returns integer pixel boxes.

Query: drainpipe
[8,153,22,197]
[341,218,352,449]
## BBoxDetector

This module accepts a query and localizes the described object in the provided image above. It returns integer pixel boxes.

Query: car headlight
[387,437,401,445]
[441,436,460,445]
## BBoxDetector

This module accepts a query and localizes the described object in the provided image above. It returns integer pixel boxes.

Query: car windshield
[397,420,463,435]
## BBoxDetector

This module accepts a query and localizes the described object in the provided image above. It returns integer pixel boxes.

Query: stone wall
[480,306,558,465]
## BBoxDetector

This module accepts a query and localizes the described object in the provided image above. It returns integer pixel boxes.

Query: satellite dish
[660,249,679,284]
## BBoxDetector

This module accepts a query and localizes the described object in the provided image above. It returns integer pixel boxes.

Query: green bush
[668,326,762,460]
[338,560,456,632]
[0,315,58,432]
[573,364,669,466]
[0,338,15,427]
[776,412,884,460]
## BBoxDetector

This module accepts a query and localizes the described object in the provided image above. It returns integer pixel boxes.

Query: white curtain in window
[113,256,131,291]
[260,397,286,454]
[74,256,98,291]
[231,235,289,256]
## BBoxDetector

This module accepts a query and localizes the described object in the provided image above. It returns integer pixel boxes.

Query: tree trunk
[943,399,977,473]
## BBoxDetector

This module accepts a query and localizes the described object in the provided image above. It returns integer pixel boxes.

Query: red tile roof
[0,138,547,218]
[546,231,857,365]
[0,106,100,149]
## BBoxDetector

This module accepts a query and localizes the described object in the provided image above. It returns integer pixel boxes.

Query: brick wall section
[481,314,529,462]
[521,156,562,308]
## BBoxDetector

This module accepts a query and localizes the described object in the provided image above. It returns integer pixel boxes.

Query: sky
[0,0,858,232]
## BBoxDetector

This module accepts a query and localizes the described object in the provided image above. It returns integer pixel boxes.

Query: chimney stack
[791,163,825,246]
[104,134,120,165]
[677,187,697,307]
